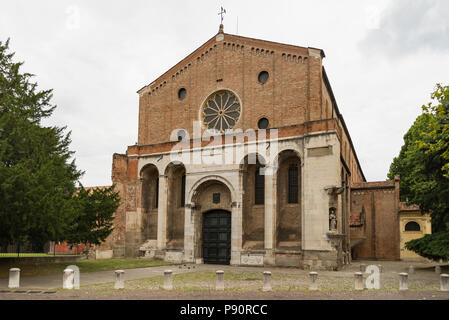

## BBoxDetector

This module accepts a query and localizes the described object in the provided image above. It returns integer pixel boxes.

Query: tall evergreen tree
[0,38,82,250]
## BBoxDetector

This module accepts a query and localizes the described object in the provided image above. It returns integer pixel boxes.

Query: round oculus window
[178,88,187,100]
[202,90,241,132]
[258,118,269,129]
[177,130,186,141]
[258,71,269,84]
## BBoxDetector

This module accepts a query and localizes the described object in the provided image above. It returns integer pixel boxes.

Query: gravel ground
[1,260,448,300]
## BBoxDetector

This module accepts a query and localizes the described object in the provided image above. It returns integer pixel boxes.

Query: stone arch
[275,149,302,250]
[189,175,236,205]
[140,163,159,240]
[240,153,266,250]
[271,147,302,174]
[165,161,186,249]
[189,178,233,263]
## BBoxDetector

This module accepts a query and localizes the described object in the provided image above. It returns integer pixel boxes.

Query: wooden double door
[202,210,231,265]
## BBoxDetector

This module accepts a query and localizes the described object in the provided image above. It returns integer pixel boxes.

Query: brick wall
[350,178,400,260]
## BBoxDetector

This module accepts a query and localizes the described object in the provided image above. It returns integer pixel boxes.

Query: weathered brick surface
[350,179,401,260]
[134,30,364,184]
[101,28,375,261]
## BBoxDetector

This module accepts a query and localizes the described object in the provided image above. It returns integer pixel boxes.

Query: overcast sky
[1,0,448,186]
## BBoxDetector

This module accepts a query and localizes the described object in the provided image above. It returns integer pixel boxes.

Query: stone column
[309,272,318,291]
[263,271,272,292]
[183,205,194,263]
[157,175,168,250]
[264,167,275,254]
[435,265,441,275]
[114,270,125,289]
[354,272,364,290]
[440,274,449,292]
[164,270,173,290]
[230,200,242,266]
[399,273,408,291]
[63,268,74,290]
[216,270,224,291]
[8,268,20,289]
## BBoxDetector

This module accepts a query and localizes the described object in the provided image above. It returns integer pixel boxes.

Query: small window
[258,118,269,129]
[213,193,221,204]
[180,174,186,207]
[255,167,265,205]
[258,71,269,84]
[288,165,299,204]
[177,130,186,141]
[405,221,420,231]
[178,88,187,100]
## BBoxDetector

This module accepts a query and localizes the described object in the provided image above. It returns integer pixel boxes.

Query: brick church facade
[94,25,407,269]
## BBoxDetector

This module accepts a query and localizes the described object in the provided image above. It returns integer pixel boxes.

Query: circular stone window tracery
[202,90,241,132]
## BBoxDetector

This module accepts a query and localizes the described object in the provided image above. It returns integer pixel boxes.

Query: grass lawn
[0,253,79,258]
[0,258,173,279]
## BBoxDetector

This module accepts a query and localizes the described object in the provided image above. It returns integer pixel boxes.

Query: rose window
[202,90,241,132]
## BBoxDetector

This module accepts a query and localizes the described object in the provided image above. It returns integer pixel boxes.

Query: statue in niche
[329,207,337,231]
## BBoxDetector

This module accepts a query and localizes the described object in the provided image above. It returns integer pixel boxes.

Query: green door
[202,210,231,265]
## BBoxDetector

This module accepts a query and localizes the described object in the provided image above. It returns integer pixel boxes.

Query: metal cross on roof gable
[218,7,226,24]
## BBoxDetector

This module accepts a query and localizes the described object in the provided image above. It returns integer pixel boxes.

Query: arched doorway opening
[275,149,302,250]
[140,164,159,240]
[189,178,234,265]
[202,210,231,265]
[240,153,266,250]
[165,162,186,249]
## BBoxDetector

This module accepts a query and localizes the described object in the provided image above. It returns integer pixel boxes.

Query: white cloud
[1,0,447,185]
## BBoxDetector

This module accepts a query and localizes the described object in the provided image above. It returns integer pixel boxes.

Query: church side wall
[350,180,400,260]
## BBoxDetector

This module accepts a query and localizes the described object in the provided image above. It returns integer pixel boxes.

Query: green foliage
[388,84,449,233]
[0,38,120,250]
[67,185,120,246]
[405,231,449,261]
[0,38,82,248]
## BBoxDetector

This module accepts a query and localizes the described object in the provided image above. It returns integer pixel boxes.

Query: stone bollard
[360,264,366,273]
[377,265,383,273]
[8,268,20,289]
[114,270,125,290]
[440,274,449,292]
[263,271,272,292]
[309,272,318,291]
[164,270,173,290]
[399,273,408,291]
[63,268,74,290]
[216,270,224,291]
[354,272,364,290]
[435,265,441,275]
[409,265,415,274]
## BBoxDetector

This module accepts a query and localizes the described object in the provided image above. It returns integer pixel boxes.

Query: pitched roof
[137,28,323,95]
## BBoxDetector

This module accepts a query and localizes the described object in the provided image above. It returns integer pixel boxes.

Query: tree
[388,84,449,261]
[66,185,120,251]
[0,38,120,252]
[0,38,83,250]
[405,231,449,261]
